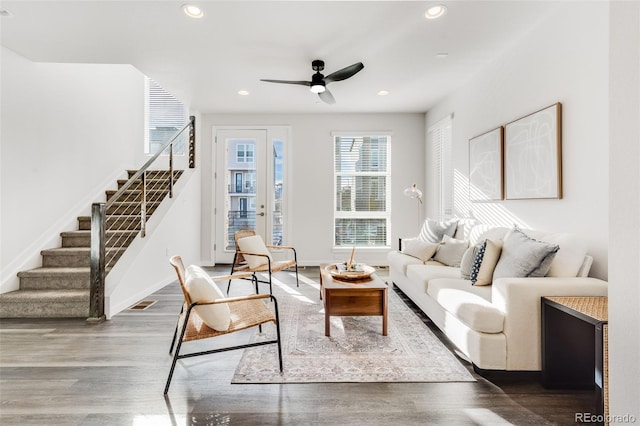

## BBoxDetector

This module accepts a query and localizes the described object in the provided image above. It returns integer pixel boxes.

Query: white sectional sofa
[387,220,608,372]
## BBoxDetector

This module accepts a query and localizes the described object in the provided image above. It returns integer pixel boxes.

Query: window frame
[429,115,454,220]
[144,78,187,156]
[332,132,392,249]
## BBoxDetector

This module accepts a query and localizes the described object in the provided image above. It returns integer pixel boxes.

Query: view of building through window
[334,135,391,247]
[225,138,284,249]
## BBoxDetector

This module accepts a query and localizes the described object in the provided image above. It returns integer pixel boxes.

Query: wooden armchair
[228,229,299,295]
[165,255,283,395]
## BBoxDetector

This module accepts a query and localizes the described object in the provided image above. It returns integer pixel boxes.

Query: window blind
[333,135,391,247]
[146,79,186,155]
[429,115,453,219]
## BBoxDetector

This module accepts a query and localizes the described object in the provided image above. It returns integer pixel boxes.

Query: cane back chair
[165,255,283,394]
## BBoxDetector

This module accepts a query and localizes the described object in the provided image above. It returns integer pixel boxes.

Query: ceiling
[0,1,558,114]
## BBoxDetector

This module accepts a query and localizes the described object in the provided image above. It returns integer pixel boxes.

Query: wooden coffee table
[319,264,388,337]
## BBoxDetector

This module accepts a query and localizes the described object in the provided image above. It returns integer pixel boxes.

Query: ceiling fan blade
[260,79,311,87]
[324,62,364,84]
[318,89,335,105]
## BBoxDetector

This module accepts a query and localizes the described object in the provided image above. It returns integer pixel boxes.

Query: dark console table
[541,296,608,423]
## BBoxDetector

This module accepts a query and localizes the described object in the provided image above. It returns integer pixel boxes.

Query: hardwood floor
[0,266,596,425]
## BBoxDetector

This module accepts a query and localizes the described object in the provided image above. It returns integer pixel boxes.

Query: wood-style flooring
[0,266,597,425]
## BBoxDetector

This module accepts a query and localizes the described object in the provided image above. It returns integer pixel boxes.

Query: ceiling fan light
[310,83,326,94]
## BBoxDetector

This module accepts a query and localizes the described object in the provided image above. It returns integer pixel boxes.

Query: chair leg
[168,305,184,355]
[164,310,191,395]
[294,263,300,288]
[227,253,239,294]
[272,296,284,373]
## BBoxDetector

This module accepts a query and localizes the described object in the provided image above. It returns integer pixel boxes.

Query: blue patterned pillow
[470,241,487,285]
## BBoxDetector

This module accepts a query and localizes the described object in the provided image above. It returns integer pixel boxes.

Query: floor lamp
[403,183,423,230]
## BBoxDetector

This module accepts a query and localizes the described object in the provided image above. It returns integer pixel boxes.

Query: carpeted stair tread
[0,289,88,302]
[18,267,90,277]
[5,168,184,318]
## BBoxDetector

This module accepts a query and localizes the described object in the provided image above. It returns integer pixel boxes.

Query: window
[236,144,255,163]
[333,134,391,247]
[145,78,187,155]
[429,115,453,219]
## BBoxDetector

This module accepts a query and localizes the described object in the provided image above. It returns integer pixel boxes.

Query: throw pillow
[237,235,272,269]
[185,265,231,331]
[471,239,503,286]
[402,239,439,262]
[419,218,458,243]
[469,241,487,283]
[434,235,469,267]
[460,243,483,279]
[492,228,560,280]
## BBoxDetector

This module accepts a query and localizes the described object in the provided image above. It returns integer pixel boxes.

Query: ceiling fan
[260,59,364,104]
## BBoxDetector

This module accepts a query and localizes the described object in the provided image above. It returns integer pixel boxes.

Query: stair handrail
[88,116,195,323]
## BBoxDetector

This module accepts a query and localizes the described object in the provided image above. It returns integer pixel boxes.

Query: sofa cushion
[434,235,468,267]
[460,243,482,279]
[406,264,462,294]
[427,278,504,333]
[469,225,510,246]
[387,250,423,276]
[471,239,503,286]
[526,230,588,277]
[419,218,458,243]
[493,228,559,280]
[401,238,439,262]
[185,265,231,331]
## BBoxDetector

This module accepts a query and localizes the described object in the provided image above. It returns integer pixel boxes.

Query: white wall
[105,168,202,318]
[425,2,609,279]
[608,1,640,421]
[200,113,425,267]
[0,47,144,292]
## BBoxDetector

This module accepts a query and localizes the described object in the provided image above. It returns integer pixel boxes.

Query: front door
[214,128,287,263]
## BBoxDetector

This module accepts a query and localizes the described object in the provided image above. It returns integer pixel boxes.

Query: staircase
[0,170,183,318]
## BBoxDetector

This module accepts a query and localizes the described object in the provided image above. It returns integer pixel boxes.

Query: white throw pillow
[419,218,458,243]
[237,235,272,269]
[471,239,503,286]
[185,265,231,331]
[433,235,469,267]
[402,239,439,262]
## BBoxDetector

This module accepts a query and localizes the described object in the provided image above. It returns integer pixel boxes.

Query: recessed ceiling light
[436,53,449,58]
[377,90,389,96]
[425,5,447,20]
[238,90,250,96]
[182,4,204,19]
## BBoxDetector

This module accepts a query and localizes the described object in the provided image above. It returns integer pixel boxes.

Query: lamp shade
[403,183,423,202]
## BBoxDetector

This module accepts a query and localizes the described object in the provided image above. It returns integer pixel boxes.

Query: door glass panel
[226,138,257,250]
[272,139,284,246]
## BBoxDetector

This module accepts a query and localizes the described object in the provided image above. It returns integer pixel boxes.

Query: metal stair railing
[88,116,195,322]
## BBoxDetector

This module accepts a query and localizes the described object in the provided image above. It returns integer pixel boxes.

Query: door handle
[257,212,265,217]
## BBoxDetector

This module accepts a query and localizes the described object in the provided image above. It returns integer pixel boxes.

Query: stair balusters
[88,116,195,322]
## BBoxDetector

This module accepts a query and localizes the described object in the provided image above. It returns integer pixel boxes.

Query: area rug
[231,274,475,383]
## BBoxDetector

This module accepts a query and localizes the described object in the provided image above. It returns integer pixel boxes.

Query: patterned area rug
[232,274,475,383]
